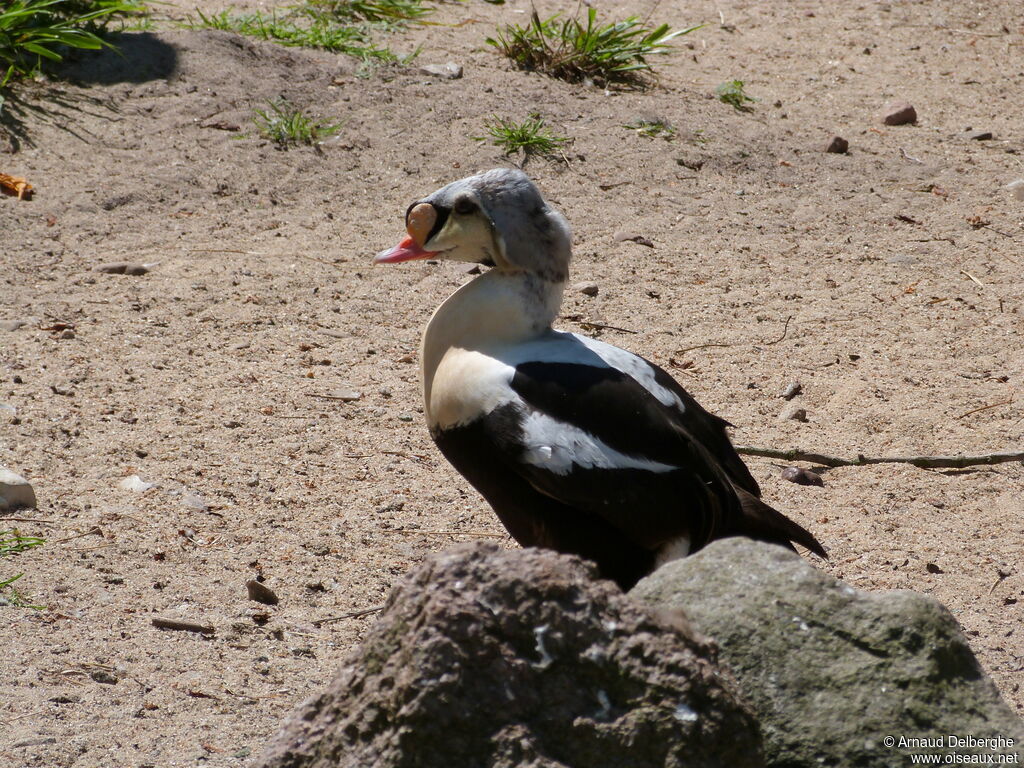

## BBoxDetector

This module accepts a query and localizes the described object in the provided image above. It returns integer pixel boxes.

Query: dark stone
[246,579,280,606]
[824,135,849,153]
[257,543,763,768]
[882,101,917,126]
[632,539,1024,767]
[96,262,150,275]
[780,466,824,486]
[963,130,993,141]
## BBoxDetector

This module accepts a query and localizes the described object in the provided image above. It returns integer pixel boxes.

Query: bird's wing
[479,358,746,550]
[552,333,761,495]
[644,361,762,496]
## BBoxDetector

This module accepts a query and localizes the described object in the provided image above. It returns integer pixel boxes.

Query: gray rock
[0,319,27,332]
[182,493,209,512]
[257,542,763,768]
[1007,179,1024,202]
[823,135,848,153]
[778,405,808,422]
[574,281,600,297]
[0,467,36,510]
[96,261,151,275]
[118,474,154,492]
[419,62,463,80]
[780,466,823,487]
[631,539,1024,767]
[780,381,802,400]
[328,389,361,402]
[882,100,917,125]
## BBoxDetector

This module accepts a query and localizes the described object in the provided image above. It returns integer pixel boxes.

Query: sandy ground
[1,0,1022,765]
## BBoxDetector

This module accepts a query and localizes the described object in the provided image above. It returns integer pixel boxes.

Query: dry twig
[152,617,215,635]
[313,605,385,627]
[736,446,1024,469]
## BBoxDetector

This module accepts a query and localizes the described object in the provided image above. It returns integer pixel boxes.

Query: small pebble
[96,262,151,275]
[119,474,154,492]
[881,101,917,126]
[90,669,119,685]
[575,282,600,297]
[457,263,482,275]
[779,405,808,422]
[398,414,414,422]
[331,389,362,402]
[925,562,944,574]
[962,130,993,141]
[418,62,463,80]
[781,466,824,487]
[781,381,803,400]
[1006,179,1024,202]
[246,579,279,606]
[0,467,37,510]
[0,320,26,332]
[59,329,75,340]
[824,135,848,154]
[182,494,209,512]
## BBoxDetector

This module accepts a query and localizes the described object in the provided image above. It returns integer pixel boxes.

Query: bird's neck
[421,269,565,404]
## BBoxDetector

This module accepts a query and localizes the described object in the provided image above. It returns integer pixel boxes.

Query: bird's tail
[732,485,828,558]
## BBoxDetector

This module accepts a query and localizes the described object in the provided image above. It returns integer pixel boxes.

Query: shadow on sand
[1,32,178,152]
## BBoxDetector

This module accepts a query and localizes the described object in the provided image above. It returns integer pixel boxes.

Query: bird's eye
[453,198,477,215]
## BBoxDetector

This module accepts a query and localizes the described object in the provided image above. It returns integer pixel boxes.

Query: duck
[375,168,825,589]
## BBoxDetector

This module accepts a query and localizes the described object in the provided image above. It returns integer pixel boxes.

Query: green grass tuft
[487,8,702,86]
[1,0,147,87]
[715,79,757,111]
[190,9,397,60]
[253,99,341,147]
[0,529,45,609]
[301,0,432,26]
[624,117,676,140]
[475,113,569,159]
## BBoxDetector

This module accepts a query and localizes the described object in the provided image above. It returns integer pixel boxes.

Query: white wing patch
[494,331,685,412]
[568,333,685,411]
[520,410,676,476]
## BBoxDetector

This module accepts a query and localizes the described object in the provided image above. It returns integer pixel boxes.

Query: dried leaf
[0,172,33,200]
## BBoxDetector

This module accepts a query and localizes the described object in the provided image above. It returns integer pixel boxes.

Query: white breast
[428,347,516,430]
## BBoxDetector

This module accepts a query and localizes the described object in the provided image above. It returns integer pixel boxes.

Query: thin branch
[763,315,793,345]
[313,605,385,627]
[390,529,506,538]
[675,342,732,355]
[0,517,57,525]
[152,617,215,635]
[957,393,1014,419]
[578,321,638,334]
[735,446,1024,469]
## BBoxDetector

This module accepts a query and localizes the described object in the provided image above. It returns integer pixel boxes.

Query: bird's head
[374,168,572,282]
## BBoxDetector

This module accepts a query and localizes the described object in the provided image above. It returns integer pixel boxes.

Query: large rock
[632,538,1024,766]
[258,543,763,768]
[0,467,36,510]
